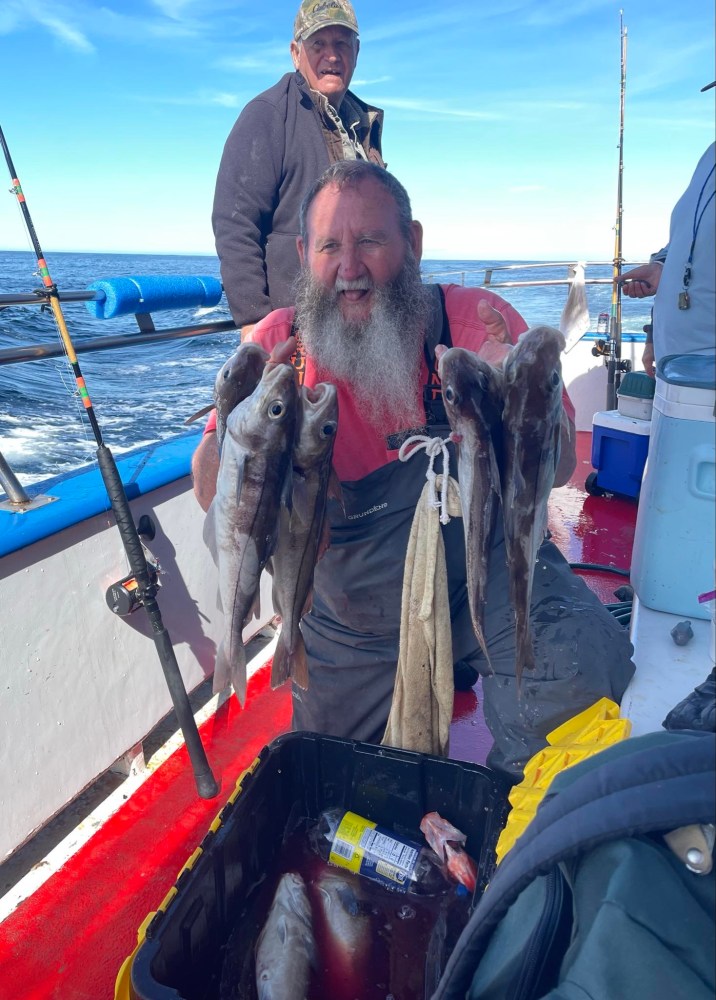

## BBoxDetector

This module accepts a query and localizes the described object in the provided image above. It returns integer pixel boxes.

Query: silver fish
[184,342,269,448]
[205,362,298,703]
[255,872,316,1000]
[313,870,369,993]
[438,347,503,672]
[269,383,339,691]
[501,325,565,686]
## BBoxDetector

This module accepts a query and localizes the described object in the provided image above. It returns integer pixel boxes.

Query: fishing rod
[605,11,630,410]
[0,125,219,800]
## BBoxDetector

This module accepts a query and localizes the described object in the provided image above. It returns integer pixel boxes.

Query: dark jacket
[212,72,384,327]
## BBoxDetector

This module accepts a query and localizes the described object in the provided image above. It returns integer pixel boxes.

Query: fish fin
[234,451,247,503]
[316,516,332,562]
[334,882,361,917]
[328,466,344,513]
[291,633,310,691]
[244,590,263,626]
[184,402,214,425]
[281,465,294,517]
[290,470,310,524]
[270,638,291,689]
[301,588,313,617]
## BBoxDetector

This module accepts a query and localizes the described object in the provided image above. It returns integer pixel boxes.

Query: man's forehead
[310,178,397,216]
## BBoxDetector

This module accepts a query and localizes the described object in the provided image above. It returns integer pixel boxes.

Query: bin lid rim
[657,353,716,390]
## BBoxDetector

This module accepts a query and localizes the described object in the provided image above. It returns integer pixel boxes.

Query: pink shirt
[205,284,575,482]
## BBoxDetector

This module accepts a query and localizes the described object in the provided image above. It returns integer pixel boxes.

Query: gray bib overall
[293,288,635,776]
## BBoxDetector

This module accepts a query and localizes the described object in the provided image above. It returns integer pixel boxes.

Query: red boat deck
[0,432,637,1000]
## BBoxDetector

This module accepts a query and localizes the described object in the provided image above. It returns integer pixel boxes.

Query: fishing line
[1,124,218,799]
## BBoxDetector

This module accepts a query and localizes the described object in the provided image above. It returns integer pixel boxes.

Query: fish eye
[268,400,286,419]
[321,421,337,438]
[550,371,561,388]
[444,386,460,405]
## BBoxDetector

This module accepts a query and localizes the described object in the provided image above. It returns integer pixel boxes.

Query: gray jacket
[212,72,384,327]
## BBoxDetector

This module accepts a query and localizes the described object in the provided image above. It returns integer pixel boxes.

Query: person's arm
[553,408,577,487]
[192,431,220,512]
[617,257,665,299]
[212,99,285,327]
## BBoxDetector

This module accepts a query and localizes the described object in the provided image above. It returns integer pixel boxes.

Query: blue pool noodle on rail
[85,275,223,319]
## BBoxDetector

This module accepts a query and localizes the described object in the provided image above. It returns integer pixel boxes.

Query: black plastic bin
[125,731,510,1000]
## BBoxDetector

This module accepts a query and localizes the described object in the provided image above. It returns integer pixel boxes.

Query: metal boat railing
[1,260,646,492]
[421,260,644,287]
[0,288,237,366]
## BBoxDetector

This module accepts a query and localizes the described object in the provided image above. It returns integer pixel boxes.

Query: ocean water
[0,250,650,485]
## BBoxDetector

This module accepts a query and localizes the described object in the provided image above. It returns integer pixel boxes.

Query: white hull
[0,453,274,863]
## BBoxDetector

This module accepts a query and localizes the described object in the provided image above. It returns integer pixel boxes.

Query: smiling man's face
[290,25,359,109]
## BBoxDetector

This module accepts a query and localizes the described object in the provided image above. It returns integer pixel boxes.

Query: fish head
[503,325,564,418]
[438,347,503,439]
[255,872,315,998]
[274,871,312,919]
[226,362,299,451]
[314,870,363,918]
[293,382,339,471]
[213,342,269,445]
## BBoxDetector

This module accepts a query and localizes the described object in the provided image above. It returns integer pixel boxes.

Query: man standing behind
[213,0,385,332]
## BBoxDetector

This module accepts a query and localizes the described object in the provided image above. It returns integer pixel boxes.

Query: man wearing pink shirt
[193,162,634,778]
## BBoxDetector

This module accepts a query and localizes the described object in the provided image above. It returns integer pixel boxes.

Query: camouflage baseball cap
[293,0,359,41]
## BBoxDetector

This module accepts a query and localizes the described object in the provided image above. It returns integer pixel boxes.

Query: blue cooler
[591,409,651,498]
[631,353,716,620]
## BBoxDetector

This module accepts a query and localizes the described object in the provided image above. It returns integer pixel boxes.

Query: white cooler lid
[656,354,716,419]
[592,409,652,435]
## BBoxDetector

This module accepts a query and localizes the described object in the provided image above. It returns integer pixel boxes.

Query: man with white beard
[193,161,635,779]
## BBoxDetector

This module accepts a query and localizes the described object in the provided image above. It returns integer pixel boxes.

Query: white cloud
[374,96,502,121]
[352,76,393,87]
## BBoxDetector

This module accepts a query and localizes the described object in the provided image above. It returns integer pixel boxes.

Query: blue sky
[0,0,713,262]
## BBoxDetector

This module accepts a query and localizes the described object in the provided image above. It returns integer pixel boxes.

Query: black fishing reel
[105,514,160,616]
[106,563,160,616]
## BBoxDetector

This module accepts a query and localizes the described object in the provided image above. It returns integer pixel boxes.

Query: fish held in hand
[205,363,298,703]
[501,325,565,686]
[184,341,268,444]
[270,383,339,691]
[255,872,316,1000]
[438,347,503,673]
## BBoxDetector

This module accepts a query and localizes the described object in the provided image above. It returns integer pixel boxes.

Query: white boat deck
[623,597,713,736]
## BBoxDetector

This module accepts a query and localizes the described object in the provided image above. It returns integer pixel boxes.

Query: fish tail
[229,644,247,706]
[291,634,310,691]
[514,625,536,693]
[212,640,230,695]
[472,619,494,675]
[270,636,291,689]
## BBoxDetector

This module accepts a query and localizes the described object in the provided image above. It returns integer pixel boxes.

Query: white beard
[294,252,430,433]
